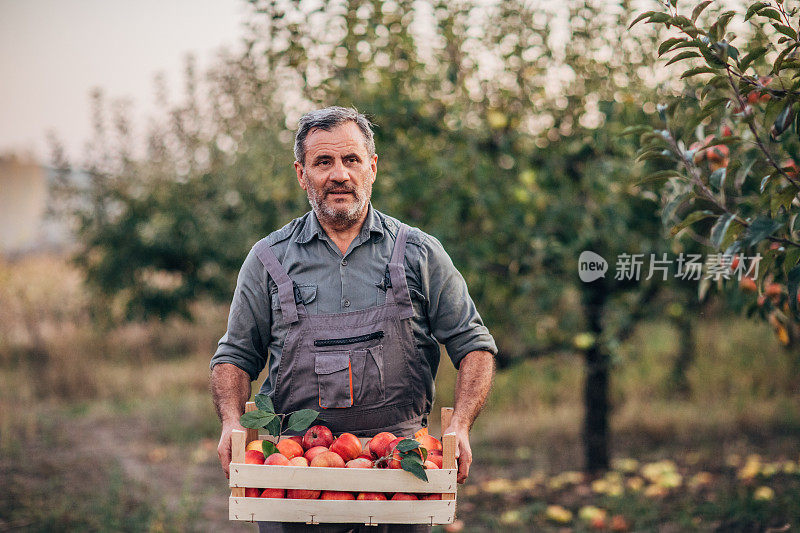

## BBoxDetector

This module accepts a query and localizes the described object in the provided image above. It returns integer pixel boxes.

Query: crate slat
[230,464,456,493]
[229,497,455,525]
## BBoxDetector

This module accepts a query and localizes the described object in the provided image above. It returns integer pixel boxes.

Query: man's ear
[370,154,378,184]
[295,161,307,190]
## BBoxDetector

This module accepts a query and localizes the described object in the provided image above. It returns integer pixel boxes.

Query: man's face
[295,122,377,229]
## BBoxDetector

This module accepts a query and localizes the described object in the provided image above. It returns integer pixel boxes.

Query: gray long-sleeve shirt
[210,204,497,398]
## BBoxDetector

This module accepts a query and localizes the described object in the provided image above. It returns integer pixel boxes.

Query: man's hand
[444,422,473,484]
[448,350,494,484]
[217,419,247,478]
[210,363,252,478]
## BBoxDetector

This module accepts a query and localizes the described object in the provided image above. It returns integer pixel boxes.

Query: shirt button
[341,259,348,266]
[343,299,350,308]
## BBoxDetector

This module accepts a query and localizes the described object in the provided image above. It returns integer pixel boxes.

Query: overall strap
[253,240,300,324]
[387,223,414,320]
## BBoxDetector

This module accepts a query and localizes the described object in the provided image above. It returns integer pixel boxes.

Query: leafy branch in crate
[239,393,320,458]
[374,438,430,482]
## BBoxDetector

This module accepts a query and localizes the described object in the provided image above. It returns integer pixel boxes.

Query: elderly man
[210,106,496,533]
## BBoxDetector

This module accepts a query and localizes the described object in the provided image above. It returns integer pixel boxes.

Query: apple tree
[631,0,800,351]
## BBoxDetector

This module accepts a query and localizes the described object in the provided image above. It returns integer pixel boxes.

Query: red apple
[357,492,387,500]
[424,460,439,469]
[287,489,321,499]
[388,451,402,469]
[304,446,329,463]
[426,451,443,469]
[416,435,442,453]
[265,453,290,466]
[419,493,441,500]
[303,425,334,450]
[330,433,362,462]
[346,457,374,468]
[288,456,309,467]
[391,493,418,500]
[259,488,285,499]
[320,491,356,500]
[310,451,346,468]
[287,435,304,447]
[245,450,265,465]
[244,487,262,497]
[368,432,397,459]
[386,437,404,455]
[277,439,305,460]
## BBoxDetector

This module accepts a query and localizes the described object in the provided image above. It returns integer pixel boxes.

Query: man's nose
[329,159,349,182]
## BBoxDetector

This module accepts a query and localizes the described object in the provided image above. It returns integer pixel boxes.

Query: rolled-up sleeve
[210,247,271,381]
[417,234,497,368]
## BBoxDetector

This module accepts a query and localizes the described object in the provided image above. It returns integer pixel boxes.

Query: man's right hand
[217,419,247,478]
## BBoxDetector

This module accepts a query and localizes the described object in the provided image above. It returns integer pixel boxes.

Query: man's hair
[294,106,376,165]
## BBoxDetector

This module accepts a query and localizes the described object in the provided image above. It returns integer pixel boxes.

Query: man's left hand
[444,422,472,484]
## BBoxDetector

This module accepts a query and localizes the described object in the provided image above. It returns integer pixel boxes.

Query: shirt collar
[296,203,385,245]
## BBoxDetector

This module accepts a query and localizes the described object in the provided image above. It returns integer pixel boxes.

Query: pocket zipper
[314,331,384,347]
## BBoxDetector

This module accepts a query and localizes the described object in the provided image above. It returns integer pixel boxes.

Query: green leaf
[621,125,651,136]
[662,193,692,225]
[773,23,798,40]
[788,264,800,318]
[396,438,422,452]
[759,8,783,21]
[771,187,796,217]
[771,105,795,139]
[745,2,769,21]
[659,38,688,56]
[784,246,800,277]
[670,210,715,236]
[636,170,686,185]
[255,394,275,413]
[648,12,672,24]
[636,149,671,162]
[400,456,428,482]
[710,213,736,249]
[629,11,655,29]
[709,167,727,189]
[692,1,713,22]
[262,440,279,458]
[738,46,769,71]
[285,409,320,432]
[743,217,783,247]
[666,50,701,66]
[734,158,756,191]
[240,410,277,429]
[264,416,282,437]
[680,66,718,78]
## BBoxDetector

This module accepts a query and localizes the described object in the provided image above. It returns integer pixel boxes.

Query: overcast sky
[0,0,249,163]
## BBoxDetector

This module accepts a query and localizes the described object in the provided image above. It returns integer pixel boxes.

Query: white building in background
[0,155,75,255]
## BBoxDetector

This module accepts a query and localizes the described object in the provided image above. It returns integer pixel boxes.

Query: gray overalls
[254,223,428,437]
[253,224,433,533]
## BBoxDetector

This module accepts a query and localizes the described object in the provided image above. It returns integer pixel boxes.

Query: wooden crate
[229,406,457,525]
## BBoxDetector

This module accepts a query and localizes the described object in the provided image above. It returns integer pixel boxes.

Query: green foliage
[239,394,320,442]
[56,0,677,368]
[632,0,800,339]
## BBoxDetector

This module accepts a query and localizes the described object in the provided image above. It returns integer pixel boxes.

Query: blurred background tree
[53,0,717,472]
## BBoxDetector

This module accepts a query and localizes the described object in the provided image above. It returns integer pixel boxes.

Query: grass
[1,254,799,531]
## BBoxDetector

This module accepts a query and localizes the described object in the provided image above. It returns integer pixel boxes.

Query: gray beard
[304,176,371,230]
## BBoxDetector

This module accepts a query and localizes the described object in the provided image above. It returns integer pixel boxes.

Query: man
[210,106,496,532]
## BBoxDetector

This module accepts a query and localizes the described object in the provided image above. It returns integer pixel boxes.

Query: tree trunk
[582,280,609,473]
[669,315,694,397]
